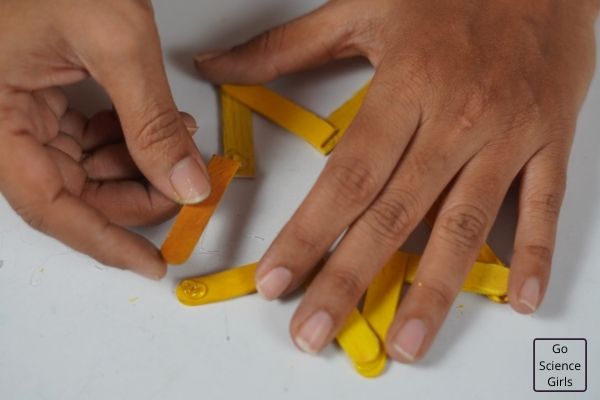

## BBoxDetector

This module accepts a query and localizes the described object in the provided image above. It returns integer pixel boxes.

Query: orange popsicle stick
[160,155,240,264]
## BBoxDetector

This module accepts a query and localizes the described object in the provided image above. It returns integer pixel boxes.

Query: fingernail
[170,157,211,204]
[134,257,167,281]
[180,112,198,134]
[392,319,426,362]
[295,310,334,354]
[194,50,226,64]
[138,268,166,281]
[519,277,540,312]
[257,267,292,300]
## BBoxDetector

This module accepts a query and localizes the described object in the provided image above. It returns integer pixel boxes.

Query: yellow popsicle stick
[173,254,504,377]
[362,252,408,341]
[176,260,384,377]
[160,155,240,265]
[221,85,338,155]
[221,91,256,177]
[174,252,507,307]
[336,308,386,378]
[327,83,369,148]
[475,243,508,303]
[477,242,503,265]
[176,263,258,306]
[404,253,509,301]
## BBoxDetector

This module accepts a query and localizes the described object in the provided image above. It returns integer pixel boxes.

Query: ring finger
[386,141,530,362]
[289,117,485,354]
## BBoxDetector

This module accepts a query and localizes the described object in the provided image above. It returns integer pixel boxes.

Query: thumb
[79,12,210,204]
[194,1,367,84]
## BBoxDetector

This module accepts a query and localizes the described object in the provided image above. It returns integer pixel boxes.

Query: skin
[1,0,598,365]
[194,0,600,362]
[0,0,211,279]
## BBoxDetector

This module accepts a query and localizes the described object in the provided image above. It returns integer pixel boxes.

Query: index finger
[255,69,422,299]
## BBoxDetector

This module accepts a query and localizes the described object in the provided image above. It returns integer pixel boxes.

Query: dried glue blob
[221,90,255,177]
[176,263,258,306]
[225,151,247,170]
[180,280,208,299]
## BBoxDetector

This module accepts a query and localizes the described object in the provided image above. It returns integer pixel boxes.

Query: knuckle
[259,27,286,78]
[134,109,182,153]
[327,158,378,207]
[502,78,544,132]
[436,203,488,251]
[448,83,492,135]
[362,189,419,244]
[96,3,155,56]
[374,70,423,114]
[258,26,287,56]
[287,222,322,258]
[0,97,38,138]
[417,279,455,310]
[14,189,64,234]
[18,206,48,233]
[232,25,289,80]
[321,267,366,301]
[343,16,386,62]
[523,179,566,223]
[517,244,553,268]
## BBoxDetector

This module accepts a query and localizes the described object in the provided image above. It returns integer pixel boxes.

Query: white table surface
[1,1,599,399]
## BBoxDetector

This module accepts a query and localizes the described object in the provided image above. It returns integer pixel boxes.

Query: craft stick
[221,85,338,155]
[476,243,504,265]
[176,258,384,377]
[327,83,369,149]
[221,91,256,178]
[362,252,408,341]
[337,308,387,378]
[404,253,509,301]
[176,263,258,306]
[174,252,507,306]
[160,155,240,265]
[354,351,387,378]
[474,244,508,303]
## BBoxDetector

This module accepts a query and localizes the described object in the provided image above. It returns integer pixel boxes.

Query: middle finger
[289,115,482,354]
[255,68,422,300]
[386,142,530,362]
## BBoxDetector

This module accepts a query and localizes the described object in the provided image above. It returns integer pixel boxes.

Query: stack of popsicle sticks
[160,83,510,378]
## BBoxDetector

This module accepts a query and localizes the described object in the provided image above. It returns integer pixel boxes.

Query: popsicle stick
[160,155,240,265]
[476,242,504,265]
[221,85,338,155]
[175,256,384,377]
[362,252,408,341]
[337,308,386,378]
[173,252,506,308]
[404,253,509,301]
[221,91,256,178]
[176,263,258,306]
[327,82,369,149]
[474,244,508,303]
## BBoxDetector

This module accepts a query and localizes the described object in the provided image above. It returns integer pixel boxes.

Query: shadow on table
[168,1,300,81]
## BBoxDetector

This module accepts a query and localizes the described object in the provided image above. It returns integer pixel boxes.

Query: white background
[1,1,599,399]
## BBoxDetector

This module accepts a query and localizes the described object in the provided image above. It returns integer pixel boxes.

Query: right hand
[0,0,210,278]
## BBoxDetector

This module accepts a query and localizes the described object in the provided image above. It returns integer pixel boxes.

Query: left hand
[194,0,599,362]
